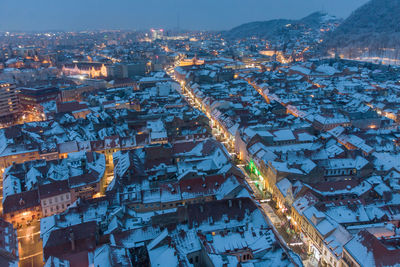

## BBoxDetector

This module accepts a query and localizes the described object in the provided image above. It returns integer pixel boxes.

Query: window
[66,194,69,200]
[60,195,63,201]
[49,199,52,204]
[54,197,58,203]
[43,200,47,206]
[51,207,54,212]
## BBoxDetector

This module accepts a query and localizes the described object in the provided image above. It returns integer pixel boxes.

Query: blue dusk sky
[0,0,368,31]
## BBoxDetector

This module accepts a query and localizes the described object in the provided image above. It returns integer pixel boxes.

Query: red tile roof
[3,189,40,214]
[57,101,88,113]
[68,170,100,188]
[44,221,97,258]
[172,141,201,154]
[346,229,400,267]
[179,174,226,195]
[185,198,257,229]
[38,180,69,199]
[61,251,89,267]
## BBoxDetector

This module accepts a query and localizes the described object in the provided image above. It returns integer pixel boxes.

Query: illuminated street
[0,2,399,265]
[17,221,43,267]
[169,63,311,265]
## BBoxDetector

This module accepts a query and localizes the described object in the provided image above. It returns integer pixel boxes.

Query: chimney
[69,228,75,251]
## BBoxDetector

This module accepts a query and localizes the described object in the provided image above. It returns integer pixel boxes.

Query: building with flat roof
[151,29,164,40]
[18,86,59,108]
[0,82,20,122]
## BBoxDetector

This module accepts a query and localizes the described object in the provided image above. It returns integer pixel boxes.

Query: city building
[0,82,20,122]
[0,218,18,267]
[151,29,164,40]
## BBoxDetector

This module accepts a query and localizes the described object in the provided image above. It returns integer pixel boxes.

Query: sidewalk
[238,165,310,263]
[238,166,264,198]
[303,257,319,267]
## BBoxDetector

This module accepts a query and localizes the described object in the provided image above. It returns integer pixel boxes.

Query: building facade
[0,82,20,122]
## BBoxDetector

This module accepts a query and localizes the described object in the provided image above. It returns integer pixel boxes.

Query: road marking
[17,231,41,239]
[19,251,42,260]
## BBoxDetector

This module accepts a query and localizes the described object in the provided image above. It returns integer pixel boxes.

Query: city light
[0,3,398,267]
